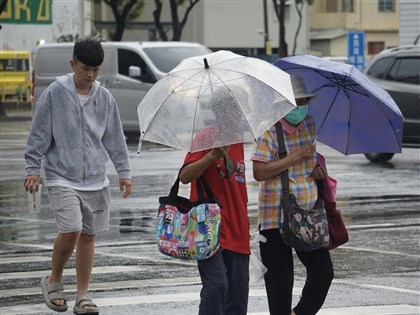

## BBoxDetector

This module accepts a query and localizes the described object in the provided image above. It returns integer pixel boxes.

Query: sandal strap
[47,282,64,293]
[76,295,97,308]
[48,291,66,302]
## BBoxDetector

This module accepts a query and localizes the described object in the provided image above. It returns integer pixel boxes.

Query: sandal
[40,275,68,312]
[73,294,99,315]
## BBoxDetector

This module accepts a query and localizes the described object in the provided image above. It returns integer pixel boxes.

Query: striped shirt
[250,116,318,231]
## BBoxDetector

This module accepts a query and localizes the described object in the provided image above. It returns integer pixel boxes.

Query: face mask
[284,105,308,125]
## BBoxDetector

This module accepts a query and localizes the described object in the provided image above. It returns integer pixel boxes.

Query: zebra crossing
[1,248,419,315]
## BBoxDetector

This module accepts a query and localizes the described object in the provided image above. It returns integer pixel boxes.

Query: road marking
[360,284,420,295]
[251,304,420,314]
[0,277,203,298]
[0,266,145,280]
[332,279,420,295]
[338,245,420,258]
[0,256,51,264]
[0,298,418,315]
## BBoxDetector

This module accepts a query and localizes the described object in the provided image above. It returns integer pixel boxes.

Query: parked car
[363,45,420,162]
[32,41,211,136]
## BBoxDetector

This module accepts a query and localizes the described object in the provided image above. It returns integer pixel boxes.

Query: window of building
[342,0,353,12]
[378,0,394,12]
[326,0,338,12]
[368,42,385,55]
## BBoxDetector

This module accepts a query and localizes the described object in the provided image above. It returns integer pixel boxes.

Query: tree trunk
[272,0,288,58]
[170,0,181,41]
[153,0,168,41]
[293,1,304,56]
[278,0,288,57]
[113,18,125,41]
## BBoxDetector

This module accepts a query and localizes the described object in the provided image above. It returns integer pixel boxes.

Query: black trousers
[197,249,249,315]
[259,229,334,315]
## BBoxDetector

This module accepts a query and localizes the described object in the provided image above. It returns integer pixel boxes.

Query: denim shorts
[47,186,111,235]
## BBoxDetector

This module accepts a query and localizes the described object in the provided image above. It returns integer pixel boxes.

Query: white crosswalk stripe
[1,295,419,315]
[1,244,419,314]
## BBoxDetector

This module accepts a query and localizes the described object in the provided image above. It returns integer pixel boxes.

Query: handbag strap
[275,122,323,205]
[168,165,216,201]
[274,122,291,210]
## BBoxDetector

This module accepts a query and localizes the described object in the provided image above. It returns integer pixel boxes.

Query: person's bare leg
[48,231,81,306]
[291,310,297,315]
[75,233,96,300]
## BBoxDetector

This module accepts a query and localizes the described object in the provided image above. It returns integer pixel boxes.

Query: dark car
[363,45,420,162]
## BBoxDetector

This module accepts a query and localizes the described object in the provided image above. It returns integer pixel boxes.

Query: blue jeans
[260,229,334,315]
[197,249,249,315]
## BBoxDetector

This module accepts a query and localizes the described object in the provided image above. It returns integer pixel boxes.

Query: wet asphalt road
[0,117,419,315]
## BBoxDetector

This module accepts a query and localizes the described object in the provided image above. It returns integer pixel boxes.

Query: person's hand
[209,146,230,160]
[120,178,132,198]
[312,164,328,180]
[24,175,41,193]
[293,144,315,162]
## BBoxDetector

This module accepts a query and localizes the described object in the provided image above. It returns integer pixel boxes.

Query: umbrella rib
[210,69,256,141]
[189,69,212,149]
[316,71,371,98]
[140,69,205,142]
[287,67,370,98]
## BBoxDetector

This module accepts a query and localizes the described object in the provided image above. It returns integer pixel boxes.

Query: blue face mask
[284,105,308,125]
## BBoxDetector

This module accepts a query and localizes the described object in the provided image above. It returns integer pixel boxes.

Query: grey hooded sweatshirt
[24,73,131,186]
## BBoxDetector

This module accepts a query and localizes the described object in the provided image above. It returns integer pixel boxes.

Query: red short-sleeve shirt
[183,143,250,255]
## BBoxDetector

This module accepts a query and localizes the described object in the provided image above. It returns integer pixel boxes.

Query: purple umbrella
[275,55,404,155]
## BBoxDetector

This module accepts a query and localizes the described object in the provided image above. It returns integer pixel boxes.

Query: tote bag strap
[168,164,218,203]
[196,176,214,199]
[168,166,186,199]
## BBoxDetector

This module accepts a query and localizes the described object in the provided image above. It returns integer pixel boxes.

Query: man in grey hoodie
[24,37,132,314]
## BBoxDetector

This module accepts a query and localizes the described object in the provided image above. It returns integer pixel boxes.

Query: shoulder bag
[275,122,330,251]
[157,168,222,260]
[317,178,349,249]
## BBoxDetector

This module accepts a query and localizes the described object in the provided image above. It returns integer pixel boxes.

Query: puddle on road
[0,180,29,209]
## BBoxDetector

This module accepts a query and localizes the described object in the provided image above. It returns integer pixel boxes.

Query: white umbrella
[137,50,296,153]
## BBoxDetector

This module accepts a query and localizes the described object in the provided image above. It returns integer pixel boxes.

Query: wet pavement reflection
[1,119,419,314]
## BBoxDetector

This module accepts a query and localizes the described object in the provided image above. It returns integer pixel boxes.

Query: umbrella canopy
[275,55,404,155]
[137,50,296,153]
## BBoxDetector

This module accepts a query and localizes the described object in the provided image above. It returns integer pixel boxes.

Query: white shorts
[47,186,111,235]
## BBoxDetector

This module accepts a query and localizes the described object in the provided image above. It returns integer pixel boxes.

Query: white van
[32,41,211,134]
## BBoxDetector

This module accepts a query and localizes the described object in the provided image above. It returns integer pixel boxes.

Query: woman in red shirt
[180,143,251,315]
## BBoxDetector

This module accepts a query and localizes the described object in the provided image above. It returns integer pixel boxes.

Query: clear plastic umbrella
[137,50,296,153]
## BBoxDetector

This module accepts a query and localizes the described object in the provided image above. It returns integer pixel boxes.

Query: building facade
[399,0,420,45]
[94,0,311,58]
[0,0,91,51]
[309,0,400,61]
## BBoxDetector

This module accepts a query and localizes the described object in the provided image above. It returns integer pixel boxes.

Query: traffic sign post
[348,31,365,71]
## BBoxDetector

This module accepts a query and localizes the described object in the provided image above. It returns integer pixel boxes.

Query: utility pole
[263,0,272,56]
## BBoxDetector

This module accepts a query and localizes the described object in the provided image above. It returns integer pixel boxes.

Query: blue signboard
[348,31,365,71]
